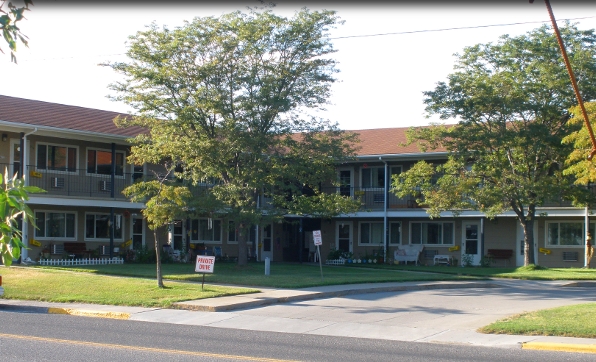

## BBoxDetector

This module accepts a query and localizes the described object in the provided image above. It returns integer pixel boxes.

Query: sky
[1,1,595,130]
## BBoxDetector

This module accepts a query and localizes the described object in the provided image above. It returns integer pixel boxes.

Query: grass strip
[479,303,596,338]
[371,264,596,280]
[0,267,258,308]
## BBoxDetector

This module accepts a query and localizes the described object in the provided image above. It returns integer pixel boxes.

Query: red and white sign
[195,255,216,273]
[313,230,322,246]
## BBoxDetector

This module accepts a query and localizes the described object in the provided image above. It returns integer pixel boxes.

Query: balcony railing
[22,164,139,199]
[321,187,420,210]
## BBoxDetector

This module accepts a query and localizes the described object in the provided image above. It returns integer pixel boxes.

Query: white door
[261,224,273,261]
[461,221,481,266]
[516,222,538,266]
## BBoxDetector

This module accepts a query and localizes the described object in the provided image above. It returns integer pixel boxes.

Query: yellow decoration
[189,243,196,249]
[29,171,42,178]
[121,239,132,248]
[539,247,551,255]
[448,245,460,252]
[29,239,42,247]
[354,191,365,196]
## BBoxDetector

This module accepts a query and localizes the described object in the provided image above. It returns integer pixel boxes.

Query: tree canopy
[564,102,596,185]
[106,8,360,265]
[392,24,596,266]
[0,0,32,63]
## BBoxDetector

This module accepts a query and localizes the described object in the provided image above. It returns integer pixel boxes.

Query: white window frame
[34,210,77,240]
[546,221,593,248]
[35,143,79,174]
[358,221,385,246]
[84,212,124,242]
[410,221,454,245]
[86,148,126,178]
[190,218,222,244]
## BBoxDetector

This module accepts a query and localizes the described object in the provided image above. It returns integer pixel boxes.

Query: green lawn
[0,262,473,307]
[0,266,259,308]
[31,262,477,288]
[2,262,596,339]
[479,303,596,338]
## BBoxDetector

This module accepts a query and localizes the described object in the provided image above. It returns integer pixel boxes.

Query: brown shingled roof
[350,127,427,156]
[0,94,144,138]
[0,95,444,157]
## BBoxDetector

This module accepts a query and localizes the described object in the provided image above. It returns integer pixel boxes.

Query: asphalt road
[1,310,593,362]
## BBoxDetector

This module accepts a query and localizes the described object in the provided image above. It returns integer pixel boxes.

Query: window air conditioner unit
[51,177,64,188]
[100,245,110,255]
[99,180,112,192]
[51,244,64,255]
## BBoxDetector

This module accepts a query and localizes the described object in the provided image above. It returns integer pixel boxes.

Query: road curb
[523,342,596,354]
[47,307,130,320]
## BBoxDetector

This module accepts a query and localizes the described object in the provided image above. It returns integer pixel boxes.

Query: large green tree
[392,24,596,266]
[106,8,360,266]
[0,0,32,63]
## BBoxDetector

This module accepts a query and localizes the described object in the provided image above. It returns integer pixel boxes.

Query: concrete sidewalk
[1,279,595,354]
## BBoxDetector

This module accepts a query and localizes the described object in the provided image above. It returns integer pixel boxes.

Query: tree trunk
[521,218,536,266]
[154,230,164,288]
[237,223,248,266]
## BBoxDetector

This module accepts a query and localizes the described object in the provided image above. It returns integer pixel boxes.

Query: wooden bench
[487,249,513,265]
[63,242,92,258]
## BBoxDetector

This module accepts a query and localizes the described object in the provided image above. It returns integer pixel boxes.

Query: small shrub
[462,254,473,267]
[327,248,343,260]
[516,264,547,272]
[480,256,492,268]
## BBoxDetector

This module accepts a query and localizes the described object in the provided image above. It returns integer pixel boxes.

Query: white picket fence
[325,258,346,266]
[38,258,124,266]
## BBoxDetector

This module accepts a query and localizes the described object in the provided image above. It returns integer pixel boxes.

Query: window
[362,167,385,188]
[85,213,123,240]
[359,222,384,245]
[37,144,77,172]
[35,211,76,239]
[228,221,256,244]
[389,222,401,244]
[411,222,454,245]
[190,218,222,243]
[362,166,402,188]
[87,149,125,176]
[547,222,594,247]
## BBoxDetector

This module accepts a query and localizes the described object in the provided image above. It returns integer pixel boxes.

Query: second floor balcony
[321,186,421,211]
[21,164,137,200]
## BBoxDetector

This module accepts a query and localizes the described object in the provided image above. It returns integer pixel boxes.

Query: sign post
[195,255,215,290]
[313,230,323,279]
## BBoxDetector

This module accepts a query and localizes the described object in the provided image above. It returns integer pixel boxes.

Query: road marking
[523,342,596,354]
[0,333,300,361]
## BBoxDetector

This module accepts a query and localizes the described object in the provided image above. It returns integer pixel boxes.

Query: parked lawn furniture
[394,244,424,266]
[63,242,93,259]
[486,249,513,265]
[433,255,453,266]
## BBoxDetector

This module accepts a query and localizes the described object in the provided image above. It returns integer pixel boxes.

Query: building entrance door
[461,221,481,266]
